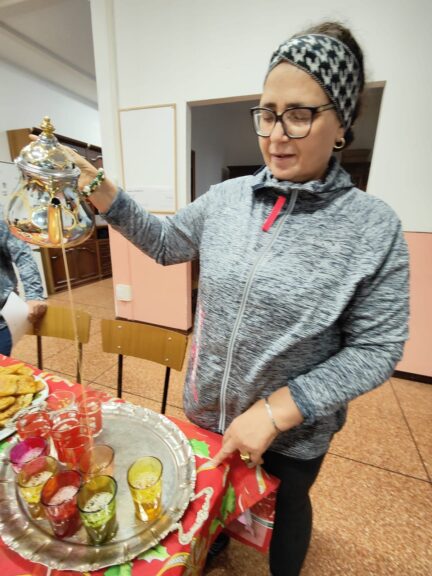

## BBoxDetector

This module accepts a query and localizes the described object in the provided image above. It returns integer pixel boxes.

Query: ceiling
[0,0,97,106]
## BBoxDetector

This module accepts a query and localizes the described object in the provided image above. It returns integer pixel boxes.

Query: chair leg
[117,355,123,398]
[37,336,42,370]
[161,367,171,415]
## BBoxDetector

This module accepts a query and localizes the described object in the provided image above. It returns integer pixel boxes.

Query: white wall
[0,59,101,162]
[92,0,432,233]
[0,132,9,162]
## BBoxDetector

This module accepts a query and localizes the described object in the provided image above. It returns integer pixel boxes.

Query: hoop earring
[333,137,346,150]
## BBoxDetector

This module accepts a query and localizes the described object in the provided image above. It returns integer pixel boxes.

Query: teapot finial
[40,116,55,137]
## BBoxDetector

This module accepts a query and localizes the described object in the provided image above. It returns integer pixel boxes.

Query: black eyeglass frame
[250,103,335,139]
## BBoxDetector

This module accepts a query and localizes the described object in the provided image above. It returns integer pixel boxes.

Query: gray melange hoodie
[103,159,409,459]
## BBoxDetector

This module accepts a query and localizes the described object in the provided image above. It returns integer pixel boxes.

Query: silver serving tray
[0,401,196,572]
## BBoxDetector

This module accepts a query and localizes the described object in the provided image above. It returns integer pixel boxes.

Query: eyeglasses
[250,104,335,139]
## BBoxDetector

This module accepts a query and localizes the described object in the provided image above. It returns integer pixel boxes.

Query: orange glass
[79,444,114,480]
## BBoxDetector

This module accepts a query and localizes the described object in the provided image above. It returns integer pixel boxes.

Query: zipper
[218,190,298,432]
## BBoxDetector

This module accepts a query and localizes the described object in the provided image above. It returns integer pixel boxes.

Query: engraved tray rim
[0,401,196,572]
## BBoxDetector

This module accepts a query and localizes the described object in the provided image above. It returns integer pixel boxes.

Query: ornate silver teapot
[6,117,95,247]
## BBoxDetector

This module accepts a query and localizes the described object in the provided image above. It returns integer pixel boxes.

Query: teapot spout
[48,198,64,246]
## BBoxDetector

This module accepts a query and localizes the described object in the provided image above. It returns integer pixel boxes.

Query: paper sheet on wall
[120,105,177,213]
[1,291,31,346]
[127,186,175,213]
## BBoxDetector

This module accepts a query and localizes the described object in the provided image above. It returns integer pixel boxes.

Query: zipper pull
[262,195,286,232]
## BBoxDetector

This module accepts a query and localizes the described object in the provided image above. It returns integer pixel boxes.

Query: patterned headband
[268,34,362,130]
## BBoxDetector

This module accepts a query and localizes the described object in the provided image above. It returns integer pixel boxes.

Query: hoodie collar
[251,157,353,198]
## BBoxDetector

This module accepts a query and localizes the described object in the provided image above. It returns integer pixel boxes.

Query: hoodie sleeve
[287,219,409,423]
[6,231,45,301]
[103,187,211,265]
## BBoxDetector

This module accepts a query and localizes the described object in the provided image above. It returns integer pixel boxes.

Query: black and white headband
[268,34,362,130]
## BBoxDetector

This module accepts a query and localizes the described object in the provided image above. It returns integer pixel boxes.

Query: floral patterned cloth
[0,355,278,576]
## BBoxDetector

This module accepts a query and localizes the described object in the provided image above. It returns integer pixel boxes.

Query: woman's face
[259,62,344,182]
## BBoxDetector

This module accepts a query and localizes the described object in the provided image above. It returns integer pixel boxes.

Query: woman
[67,21,409,576]
[0,220,47,355]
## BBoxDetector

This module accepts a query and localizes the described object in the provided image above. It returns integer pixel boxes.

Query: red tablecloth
[0,355,278,576]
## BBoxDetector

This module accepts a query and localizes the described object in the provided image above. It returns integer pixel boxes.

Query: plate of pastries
[0,363,48,440]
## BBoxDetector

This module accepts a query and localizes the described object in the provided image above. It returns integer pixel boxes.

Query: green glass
[77,475,117,545]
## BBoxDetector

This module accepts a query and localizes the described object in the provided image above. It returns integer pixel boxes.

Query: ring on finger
[240,451,252,464]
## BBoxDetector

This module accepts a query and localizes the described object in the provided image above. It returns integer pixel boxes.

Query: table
[0,355,278,575]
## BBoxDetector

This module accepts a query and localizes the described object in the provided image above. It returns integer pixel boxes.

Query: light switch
[116,284,132,301]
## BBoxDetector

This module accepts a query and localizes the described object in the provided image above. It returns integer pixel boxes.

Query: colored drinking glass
[77,395,103,437]
[16,409,52,440]
[79,444,114,480]
[77,475,118,545]
[61,425,93,469]
[9,436,49,473]
[127,456,163,522]
[41,469,82,538]
[46,390,76,413]
[17,455,58,518]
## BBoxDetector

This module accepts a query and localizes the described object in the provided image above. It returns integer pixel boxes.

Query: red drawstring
[262,195,286,232]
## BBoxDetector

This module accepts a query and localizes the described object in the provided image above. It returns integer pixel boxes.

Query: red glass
[51,410,80,462]
[77,396,102,437]
[46,390,76,413]
[41,470,82,538]
[16,410,52,440]
[9,437,49,473]
[61,427,93,469]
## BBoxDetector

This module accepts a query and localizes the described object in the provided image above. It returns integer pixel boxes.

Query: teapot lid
[15,117,80,179]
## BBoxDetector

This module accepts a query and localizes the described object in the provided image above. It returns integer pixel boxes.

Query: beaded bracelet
[81,168,105,197]
[264,397,282,434]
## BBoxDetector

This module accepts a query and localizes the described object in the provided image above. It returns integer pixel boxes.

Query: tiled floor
[12,278,432,575]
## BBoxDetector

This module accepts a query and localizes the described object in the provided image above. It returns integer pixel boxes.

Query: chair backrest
[27,305,91,344]
[27,305,91,383]
[101,319,187,370]
[101,318,188,412]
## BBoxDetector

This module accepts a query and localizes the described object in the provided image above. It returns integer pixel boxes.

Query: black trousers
[262,450,326,576]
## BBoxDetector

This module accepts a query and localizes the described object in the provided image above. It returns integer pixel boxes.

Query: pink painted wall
[397,232,432,377]
[109,228,192,331]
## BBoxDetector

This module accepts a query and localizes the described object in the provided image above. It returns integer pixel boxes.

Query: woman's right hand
[62,145,99,190]
[29,135,118,213]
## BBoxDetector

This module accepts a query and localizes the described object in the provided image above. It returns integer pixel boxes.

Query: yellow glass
[127,457,163,522]
[17,456,58,518]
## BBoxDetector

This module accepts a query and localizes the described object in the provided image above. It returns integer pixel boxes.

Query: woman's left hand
[211,399,278,467]
[211,388,304,468]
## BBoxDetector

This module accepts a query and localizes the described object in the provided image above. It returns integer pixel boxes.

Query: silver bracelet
[264,397,282,433]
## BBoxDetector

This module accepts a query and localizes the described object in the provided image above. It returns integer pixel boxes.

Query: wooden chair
[101,318,188,414]
[27,305,91,383]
